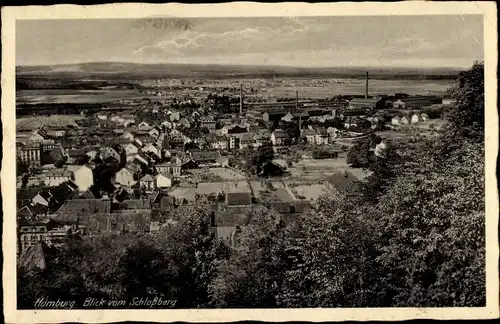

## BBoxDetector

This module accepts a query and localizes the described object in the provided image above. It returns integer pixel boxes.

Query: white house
[149,127,161,139]
[302,129,317,145]
[281,112,294,123]
[161,120,173,130]
[68,165,94,192]
[142,143,161,159]
[421,113,429,121]
[122,142,140,158]
[115,167,138,187]
[138,121,151,130]
[411,113,421,124]
[400,116,409,125]
[44,168,72,187]
[391,116,401,125]
[140,174,155,191]
[156,172,173,189]
[122,131,135,141]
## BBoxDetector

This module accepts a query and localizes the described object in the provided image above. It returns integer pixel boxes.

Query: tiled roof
[45,168,72,177]
[215,206,252,226]
[140,174,154,182]
[158,172,173,179]
[226,192,252,206]
[326,171,361,195]
[272,129,290,138]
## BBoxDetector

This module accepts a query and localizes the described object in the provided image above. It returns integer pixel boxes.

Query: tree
[208,206,288,307]
[75,154,91,165]
[16,157,29,176]
[346,141,372,168]
[246,145,275,176]
[277,199,383,307]
[444,61,484,142]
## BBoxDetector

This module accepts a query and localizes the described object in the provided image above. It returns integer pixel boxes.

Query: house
[29,126,51,143]
[156,172,173,189]
[115,167,139,187]
[190,150,221,166]
[254,130,271,147]
[140,174,155,191]
[66,149,87,164]
[98,119,113,129]
[225,182,253,206]
[161,120,173,130]
[391,116,401,125]
[40,146,65,166]
[156,158,182,177]
[400,116,409,124]
[122,142,140,160]
[392,96,441,109]
[18,219,77,253]
[178,117,192,128]
[169,112,181,122]
[325,171,362,199]
[281,111,294,123]
[18,143,42,166]
[421,113,429,121]
[32,191,53,207]
[67,165,94,192]
[270,129,291,146]
[101,146,122,163]
[411,113,422,124]
[302,129,317,145]
[85,150,99,160]
[142,143,161,159]
[96,113,108,120]
[200,116,216,130]
[134,152,151,166]
[148,127,162,139]
[181,159,199,170]
[314,130,330,145]
[44,168,72,187]
[138,121,152,131]
[122,131,135,141]
[348,98,384,110]
[239,133,255,149]
[262,109,288,122]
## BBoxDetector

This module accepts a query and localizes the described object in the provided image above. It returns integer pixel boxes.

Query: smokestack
[295,90,299,112]
[365,71,369,99]
[239,84,243,115]
[297,90,302,136]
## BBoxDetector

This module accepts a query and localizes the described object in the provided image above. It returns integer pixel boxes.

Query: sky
[16,15,484,68]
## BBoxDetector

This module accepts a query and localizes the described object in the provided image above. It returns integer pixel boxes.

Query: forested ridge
[18,62,485,308]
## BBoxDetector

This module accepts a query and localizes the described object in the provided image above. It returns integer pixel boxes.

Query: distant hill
[16,62,463,80]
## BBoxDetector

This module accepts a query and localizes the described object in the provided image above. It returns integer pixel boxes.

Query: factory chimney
[239,84,243,115]
[295,90,299,112]
[365,71,369,99]
[296,90,302,137]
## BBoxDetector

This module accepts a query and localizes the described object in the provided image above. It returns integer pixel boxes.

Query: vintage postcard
[2,2,498,323]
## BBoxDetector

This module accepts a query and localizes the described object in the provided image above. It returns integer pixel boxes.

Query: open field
[16,78,454,104]
[209,168,246,180]
[266,79,452,98]
[287,158,372,181]
[291,183,331,202]
[16,114,84,130]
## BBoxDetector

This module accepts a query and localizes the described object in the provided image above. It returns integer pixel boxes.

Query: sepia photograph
[2,2,498,323]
